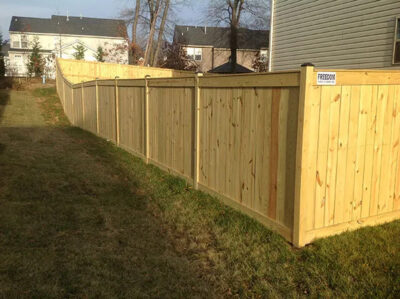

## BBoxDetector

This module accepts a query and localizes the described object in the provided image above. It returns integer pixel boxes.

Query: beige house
[8,15,129,77]
[173,25,269,73]
[269,0,400,71]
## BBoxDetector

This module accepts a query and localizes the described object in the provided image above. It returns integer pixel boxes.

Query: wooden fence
[56,59,400,247]
[58,58,194,84]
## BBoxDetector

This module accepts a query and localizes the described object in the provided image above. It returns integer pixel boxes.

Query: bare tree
[120,0,186,66]
[208,0,268,73]
[132,0,141,44]
[143,0,161,65]
[152,0,170,66]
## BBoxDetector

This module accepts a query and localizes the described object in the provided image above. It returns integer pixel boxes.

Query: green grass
[0,87,399,298]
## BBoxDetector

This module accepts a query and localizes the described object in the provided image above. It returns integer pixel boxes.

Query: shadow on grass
[0,126,217,298]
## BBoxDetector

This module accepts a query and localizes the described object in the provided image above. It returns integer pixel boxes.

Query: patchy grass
[0,87,399,298]
[32,87,69,126]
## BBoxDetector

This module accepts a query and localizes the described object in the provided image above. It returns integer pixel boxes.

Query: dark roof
[9,15,126,38]
[174,25,269,49]
[1,43,10,57]
[208,62,254,74]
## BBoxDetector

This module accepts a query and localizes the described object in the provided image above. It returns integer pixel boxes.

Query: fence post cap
[301,62,315,67]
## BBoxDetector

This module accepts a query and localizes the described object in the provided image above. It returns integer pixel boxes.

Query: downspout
[268,0,275,72]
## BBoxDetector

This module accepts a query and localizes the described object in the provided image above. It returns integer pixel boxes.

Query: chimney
[80,14,83,19]
[67,9,69,21]
[204,26,207,34]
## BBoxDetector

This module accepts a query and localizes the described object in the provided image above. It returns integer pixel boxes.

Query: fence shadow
[0,125,217,297]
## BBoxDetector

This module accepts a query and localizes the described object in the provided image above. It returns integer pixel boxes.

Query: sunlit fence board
[148,87,194,180]
[98,85,116,142]
[198,87,298,230]
[118,86,146,157]
[72,87,83,128]
[82,86,97,134]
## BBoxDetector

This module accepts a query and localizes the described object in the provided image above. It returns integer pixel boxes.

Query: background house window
[394,17,400,64]
[187,47,202,61]
[260,50,268,63]
[12,40,20,48]
[21,36,28,48]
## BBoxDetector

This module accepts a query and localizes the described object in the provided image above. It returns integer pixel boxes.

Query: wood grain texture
[148,87,194,179]
[98,86,116,142]
[82,86,97,134]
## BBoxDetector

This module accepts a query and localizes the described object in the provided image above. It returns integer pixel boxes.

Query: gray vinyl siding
[271,0,400,71]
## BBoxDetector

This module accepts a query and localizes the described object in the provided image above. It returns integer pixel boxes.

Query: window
[21,35,28,48]
[12,40,20,48]
[186,47,202,61]
[393,17,400,64]
[260,50,268,63]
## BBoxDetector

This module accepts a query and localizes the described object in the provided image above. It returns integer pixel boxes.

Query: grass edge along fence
[56,59,400,247]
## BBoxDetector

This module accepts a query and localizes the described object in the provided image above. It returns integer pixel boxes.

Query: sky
[0,0,208,40]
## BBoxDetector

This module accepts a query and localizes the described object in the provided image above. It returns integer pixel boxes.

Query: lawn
[0,86,399,298]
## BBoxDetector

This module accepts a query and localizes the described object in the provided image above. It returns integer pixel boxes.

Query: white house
[269,0,400,71]
[7,15,129,77]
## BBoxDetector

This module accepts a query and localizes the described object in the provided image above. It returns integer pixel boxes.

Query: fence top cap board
[57,58,195,74]
[313,68,400,73]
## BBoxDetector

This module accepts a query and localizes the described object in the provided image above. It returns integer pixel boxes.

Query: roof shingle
[9,15,127,38]
[174,25,269,49]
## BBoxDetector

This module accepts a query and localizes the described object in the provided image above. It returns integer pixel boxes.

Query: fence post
[145,75,150,164]
[81,81,85,128]
[193,73,203,189]
[62,77,65,106]
[293,63,315,248]
[115,76,120,145]
[71,84,75,125]
[96,79,100,135]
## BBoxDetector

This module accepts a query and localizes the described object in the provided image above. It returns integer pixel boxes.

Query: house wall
[271,0,400,71]
[8,32,128,76]
[183,46,260,72]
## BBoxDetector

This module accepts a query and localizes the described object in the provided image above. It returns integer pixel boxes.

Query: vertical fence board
[82,86,97,134]
[314,86,331,229]
[343,86,361,223]
[360,86,378,219]
[73,87,83,127]
[325,86,341,226]
[387,85,399,213]
[352,85,372,220]
[378,85,395,215]
[119,86,145,156]
[148,87,194,180]
[98,86,116,142]
[370,85,387,217]
[334,86,350,224]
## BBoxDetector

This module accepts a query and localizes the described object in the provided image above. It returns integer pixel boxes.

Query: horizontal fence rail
[56,59,400,247]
